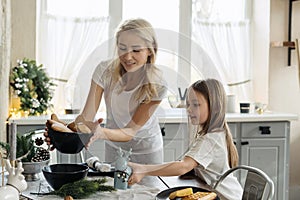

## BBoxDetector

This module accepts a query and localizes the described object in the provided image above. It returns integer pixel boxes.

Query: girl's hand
[127,162,147,186]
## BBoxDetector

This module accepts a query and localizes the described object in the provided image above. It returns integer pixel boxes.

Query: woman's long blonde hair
[110,18,162,103]
[190,79,239,168]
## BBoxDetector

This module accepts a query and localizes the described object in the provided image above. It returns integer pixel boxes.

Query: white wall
[269,0,300,199]
[11,0,36,64]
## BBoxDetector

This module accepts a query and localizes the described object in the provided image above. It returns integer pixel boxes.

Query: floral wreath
[10,58,56,115]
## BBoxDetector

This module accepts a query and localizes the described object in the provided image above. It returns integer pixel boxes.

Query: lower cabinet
[229,121,290,200]
[10,119,290,200]
[160,123,189,162]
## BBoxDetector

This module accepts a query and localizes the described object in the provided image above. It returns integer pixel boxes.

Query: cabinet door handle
[259,126,271,134]
[241,141,249,145]
[161,127,166,136]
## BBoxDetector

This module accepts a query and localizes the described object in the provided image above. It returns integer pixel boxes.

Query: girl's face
[117,31,152,72]
[186,89,209,125]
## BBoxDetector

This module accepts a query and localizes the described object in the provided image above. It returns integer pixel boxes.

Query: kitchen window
[37,0,252,113]
[36,0,110,113]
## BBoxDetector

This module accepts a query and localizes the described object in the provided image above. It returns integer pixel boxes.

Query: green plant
[10,58,56,115]
[17,132,50,162]
[16,132,35,162]
[0,142,10,159]
[0,132,50,162]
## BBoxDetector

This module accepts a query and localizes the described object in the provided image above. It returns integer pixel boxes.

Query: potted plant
[18,131,50,181]
[0,131,50,181]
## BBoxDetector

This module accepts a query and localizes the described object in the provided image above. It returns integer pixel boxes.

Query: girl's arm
[128,156,198,185]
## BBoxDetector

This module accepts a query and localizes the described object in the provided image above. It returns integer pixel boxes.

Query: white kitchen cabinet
[228,121,290,200]
[160,123,189,162]
[8,111,297,200]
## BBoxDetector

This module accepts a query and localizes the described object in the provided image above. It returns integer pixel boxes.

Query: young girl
[128,79,243,200]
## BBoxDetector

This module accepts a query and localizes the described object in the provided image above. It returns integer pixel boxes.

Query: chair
[213,165,274,200]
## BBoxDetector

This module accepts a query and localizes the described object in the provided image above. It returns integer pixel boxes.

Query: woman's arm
[87,100,161,145]
[80,80,104,121]
[128,156,198,185]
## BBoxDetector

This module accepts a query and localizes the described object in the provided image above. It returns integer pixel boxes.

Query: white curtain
[37,1,109,113]
[192,19,253,103]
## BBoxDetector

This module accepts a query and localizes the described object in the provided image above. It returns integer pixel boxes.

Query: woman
[46,18,167,166]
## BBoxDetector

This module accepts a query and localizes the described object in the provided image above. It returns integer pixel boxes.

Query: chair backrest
[213,165,274,200]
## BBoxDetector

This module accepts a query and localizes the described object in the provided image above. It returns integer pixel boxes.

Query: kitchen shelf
[270,41,295,48]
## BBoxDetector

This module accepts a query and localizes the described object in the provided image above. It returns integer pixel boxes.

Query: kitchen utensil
[47,128,93,154]
[240,103,250,113]
[156,186,219,200]
[81,162,115,177]
[42,163,88,190]
[226,94,236,113]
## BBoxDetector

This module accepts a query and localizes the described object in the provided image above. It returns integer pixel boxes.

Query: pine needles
[49,178,115,199]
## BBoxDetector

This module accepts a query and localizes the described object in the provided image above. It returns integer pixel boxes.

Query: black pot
[42,164,89,190]
[48,128,93,154]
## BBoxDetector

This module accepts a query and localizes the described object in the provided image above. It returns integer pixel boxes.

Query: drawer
[160,123,188,140]
[241,122,288,138]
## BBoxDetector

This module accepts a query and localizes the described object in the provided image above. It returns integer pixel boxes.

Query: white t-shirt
[92,60,167,162]
[186,132,243,200]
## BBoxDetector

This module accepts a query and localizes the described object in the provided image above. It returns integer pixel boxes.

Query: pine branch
[49,178,115,199]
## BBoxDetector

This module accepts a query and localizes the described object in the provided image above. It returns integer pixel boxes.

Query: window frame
[109,0,193,89]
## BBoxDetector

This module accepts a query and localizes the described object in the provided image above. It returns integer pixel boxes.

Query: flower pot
[22,159,50,181]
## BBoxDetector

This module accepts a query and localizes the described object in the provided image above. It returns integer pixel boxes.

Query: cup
[240,103,250,113]
[254,102,267,114]
[168,95,180,108]
[226,94,236,113]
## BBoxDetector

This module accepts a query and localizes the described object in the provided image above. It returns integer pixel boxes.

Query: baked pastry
[182,191,217,200]
[169,188,193,199]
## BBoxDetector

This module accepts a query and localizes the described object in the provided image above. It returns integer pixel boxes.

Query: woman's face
[186,89,209,125]
[117,31,151,72]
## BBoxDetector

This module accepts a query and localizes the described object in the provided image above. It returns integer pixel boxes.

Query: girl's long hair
[110,18,162,103]
[190,79,239,168]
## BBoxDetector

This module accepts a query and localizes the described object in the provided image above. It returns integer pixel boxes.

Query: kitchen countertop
[8,108,298,125]
[19,174,226,200]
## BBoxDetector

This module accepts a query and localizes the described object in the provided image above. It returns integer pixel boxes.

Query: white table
[20,173,226,200]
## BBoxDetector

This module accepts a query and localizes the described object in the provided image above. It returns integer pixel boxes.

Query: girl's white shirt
[92,60,167,155]
[186,131,243,200]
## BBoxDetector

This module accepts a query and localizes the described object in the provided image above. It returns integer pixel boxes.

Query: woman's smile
[118,31,151,72]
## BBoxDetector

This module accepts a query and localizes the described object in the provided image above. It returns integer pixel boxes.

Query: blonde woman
[128,79,243,200]
[72,18,167,165]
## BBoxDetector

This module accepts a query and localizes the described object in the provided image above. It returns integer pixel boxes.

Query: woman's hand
[74,114,103,133]
[85,124,105,148]
[44,117,71,150]
[44,127,55,151]
[74,115,104,148]
[127,162,147,186]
